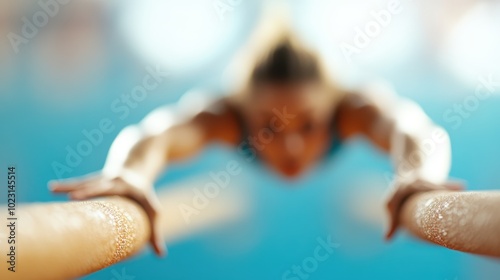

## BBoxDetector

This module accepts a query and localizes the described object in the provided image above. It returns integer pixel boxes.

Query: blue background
[1,1,500,279]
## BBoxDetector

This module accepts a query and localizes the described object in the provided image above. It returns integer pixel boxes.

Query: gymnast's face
[245,82,334,178]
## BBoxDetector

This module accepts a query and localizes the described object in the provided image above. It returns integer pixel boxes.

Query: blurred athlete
[50,17,462,256]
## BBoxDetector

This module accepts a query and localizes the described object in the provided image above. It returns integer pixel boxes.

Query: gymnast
[49,23,463,257]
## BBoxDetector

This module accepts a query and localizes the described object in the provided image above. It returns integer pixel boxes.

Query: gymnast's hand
[384,178,464,240]
[49,171,166,256]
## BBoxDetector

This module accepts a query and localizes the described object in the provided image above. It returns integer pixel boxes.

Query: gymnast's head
[240,35,339,178]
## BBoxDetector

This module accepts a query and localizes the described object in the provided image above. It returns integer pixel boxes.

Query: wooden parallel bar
[400,190,500,258]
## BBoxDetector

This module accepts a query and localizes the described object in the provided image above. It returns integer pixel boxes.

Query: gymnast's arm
[334,90,463,240]
[49,98,242,256]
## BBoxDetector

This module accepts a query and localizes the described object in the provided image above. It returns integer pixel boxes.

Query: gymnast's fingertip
[158,247,167,258]
[153,241,167,257]
[443,179,466,190]
[384,226,397,241]
[158,239,167,257]
[69,193,85,201]
[384,233,392,242]
[49,184,62,192]
[49,181,69,191]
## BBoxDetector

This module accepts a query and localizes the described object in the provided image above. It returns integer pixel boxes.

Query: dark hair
[250,38,321,84]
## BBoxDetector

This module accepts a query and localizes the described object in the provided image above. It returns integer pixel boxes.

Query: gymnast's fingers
[143,193,166,257]
[385,182,435,240]
[48,173,100,192]
[124,188,166,257]
[385,180,464,240]
[49,181,96,193]
[385,189,407,240]
[442,181,465,191]
[150,210,167,257]
[69,183,114,200]
[385,183,425,240]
